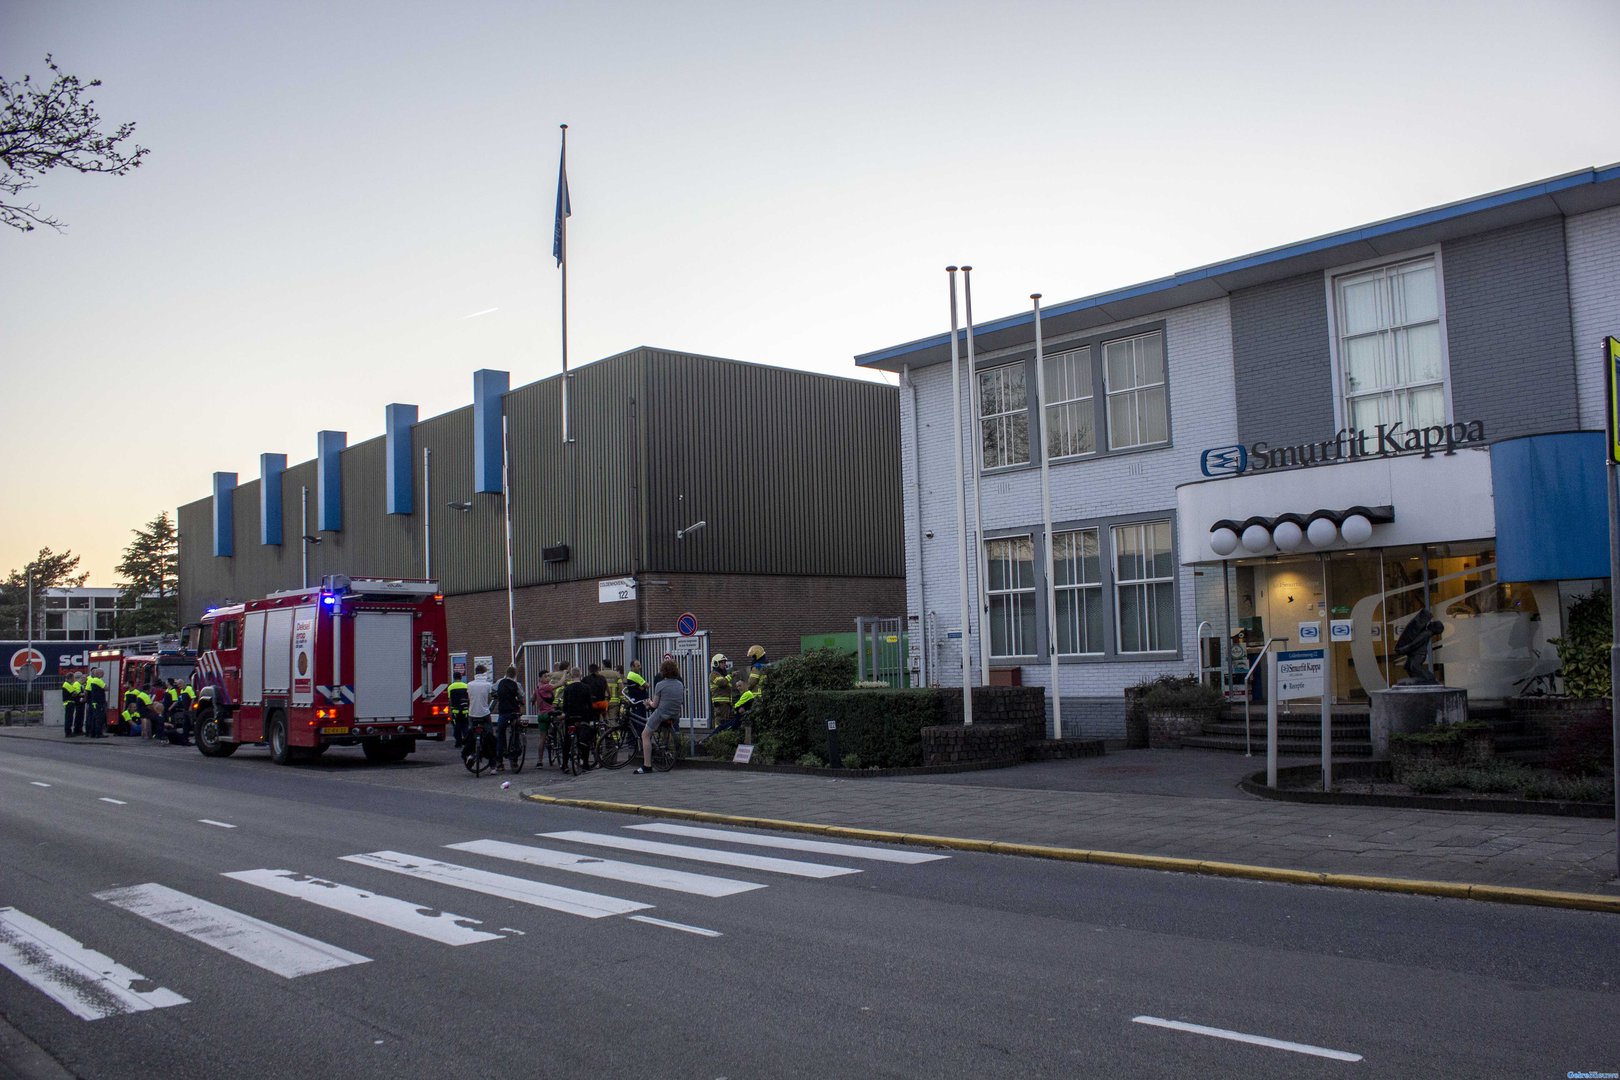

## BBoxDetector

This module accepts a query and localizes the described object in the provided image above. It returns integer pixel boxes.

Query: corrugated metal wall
[179,349,901,621]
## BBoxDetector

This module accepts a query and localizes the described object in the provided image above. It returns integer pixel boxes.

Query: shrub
[704,730,741,761]
[1549,590,1612,699]
[795,752,825,768]
[840,752,863,770]
[1403,766,1461,794]
[803,688,941,768]
[1454,761,1529,794]
[753,732,789,765]
[751,649,857,763]
[1135,675,1224,716]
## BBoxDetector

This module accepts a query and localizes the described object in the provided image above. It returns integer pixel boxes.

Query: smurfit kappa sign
[1201,419,1487,478]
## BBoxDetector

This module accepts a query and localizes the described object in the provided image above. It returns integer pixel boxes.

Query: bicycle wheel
[565,729,580,777]
[508,727,526,773]
[598,724,636,770]
[651,727,675,773]
[465,731,487,776]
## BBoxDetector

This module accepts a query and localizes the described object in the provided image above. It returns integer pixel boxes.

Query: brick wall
[921,723,1023,766]
[444,572,904,669]
[1445,217,1580,438]
[1566,204,1620,431]
[1230,271,1335,447]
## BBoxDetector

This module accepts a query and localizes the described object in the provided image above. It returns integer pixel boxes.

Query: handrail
[1242,637,1283,757]
[1194,621,1212,681]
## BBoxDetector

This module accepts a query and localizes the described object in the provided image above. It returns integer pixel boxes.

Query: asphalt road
[2,736,1617,1080]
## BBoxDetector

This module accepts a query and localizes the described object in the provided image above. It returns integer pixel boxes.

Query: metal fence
[855,617,907,687]
[0,675,61,712]
[517,632,712,729]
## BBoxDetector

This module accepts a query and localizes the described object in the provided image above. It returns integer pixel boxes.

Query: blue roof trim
[856,164,1620,367]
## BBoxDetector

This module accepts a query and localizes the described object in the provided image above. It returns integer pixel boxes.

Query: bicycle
[538,714,564,767]
[504,716,527,774]
[597,704,645,771]
[561,718,598,777]
[462,719,498,777]
[626,710,675,773]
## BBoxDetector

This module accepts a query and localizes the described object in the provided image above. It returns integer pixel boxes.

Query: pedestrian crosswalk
[2,821,950,1020]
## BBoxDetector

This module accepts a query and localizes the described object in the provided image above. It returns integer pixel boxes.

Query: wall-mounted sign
[598,577,637,604]
[1330,619,1354,642]
[1297,622,1321,644]
[1200,419,1488,478]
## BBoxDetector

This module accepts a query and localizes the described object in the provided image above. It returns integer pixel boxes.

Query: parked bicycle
[504,716,527,774]
[462,718,498,777]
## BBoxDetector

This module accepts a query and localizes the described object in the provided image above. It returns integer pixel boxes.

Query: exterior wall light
[1241,524,1272,553]
[1306,517,1339,548]
[1272,520,1304,551]
[1209,527,1239,556]
[1340,513,1374,545]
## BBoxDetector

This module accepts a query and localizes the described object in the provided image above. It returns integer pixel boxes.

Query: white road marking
[630,823,951,863]
[223,869,503,946]
[30,782,50,788]
[0,907,189,1021]
[341,851,651,919]
[95,884,370,978]
[628,915,723,938]
[446,839,766,898]
[539,831,861,879]
[99,798,127,806]
[1131,1016,1362,1062]
[198,820,236,829]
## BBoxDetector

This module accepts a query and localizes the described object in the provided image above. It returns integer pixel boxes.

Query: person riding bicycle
[494,665,524,772]
[560,666,598,770]
[635,659,685,775]
[463,664,497,773]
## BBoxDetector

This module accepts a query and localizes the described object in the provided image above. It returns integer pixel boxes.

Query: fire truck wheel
[267,713,293,766]
[195,710,238,758]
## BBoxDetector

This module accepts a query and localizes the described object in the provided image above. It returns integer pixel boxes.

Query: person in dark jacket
[493,665,524,770]
[560,667,597,769]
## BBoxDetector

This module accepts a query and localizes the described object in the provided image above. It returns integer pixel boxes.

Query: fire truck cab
[191,575,450,764]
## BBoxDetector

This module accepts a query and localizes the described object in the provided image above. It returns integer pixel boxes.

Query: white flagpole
[558,123,572,445]
[503,413,517,667]
[947,267,973,725]
[963,266,989,690]
[1032,294,1063,740]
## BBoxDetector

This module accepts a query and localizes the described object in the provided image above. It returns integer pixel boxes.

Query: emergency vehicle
[85,648,197,708]
[188,575,451,764]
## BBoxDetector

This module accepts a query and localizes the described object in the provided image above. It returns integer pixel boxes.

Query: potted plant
[1513,590,1612,737]
[1132,675,1224,749]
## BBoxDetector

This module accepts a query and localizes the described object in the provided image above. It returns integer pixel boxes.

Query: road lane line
[29,782,50,788]
[446,839,766,898]
[628,915,723,938]
[341,851,651,919]
[629,823,950,863]
[1131,1016,1362,1062]
[95,884,370,978]
[224,869,502,946]
[538,831,861,879]
[99,798,127,806]
[0,907,189,1021]
[198,820,236,829]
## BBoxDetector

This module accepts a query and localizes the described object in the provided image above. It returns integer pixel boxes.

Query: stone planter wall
[1509,696,1610,737]
[939,687,1047,746]
[922,723,1025,766]
[1146,708,1217,749]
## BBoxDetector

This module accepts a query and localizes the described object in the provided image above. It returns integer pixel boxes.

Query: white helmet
[712,653,728,664]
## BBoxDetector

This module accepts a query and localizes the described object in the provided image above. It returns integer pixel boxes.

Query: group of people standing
[59,671,195,743]
[445,663,524,771]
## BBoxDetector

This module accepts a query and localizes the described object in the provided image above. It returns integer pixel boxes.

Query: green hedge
[801,689,944,768]
[751,648,857,762]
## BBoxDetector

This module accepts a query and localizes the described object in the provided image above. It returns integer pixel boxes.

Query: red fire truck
[188,575,451,764]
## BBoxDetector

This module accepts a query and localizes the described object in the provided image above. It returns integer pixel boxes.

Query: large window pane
[1044,348,1095,458]
[986,536,1036,657]
[1336,256,1446,431]
[1103,332,1168,450]
[1054,528,1103,655]
[978,364,1029,469]
[1113,520,1175,654]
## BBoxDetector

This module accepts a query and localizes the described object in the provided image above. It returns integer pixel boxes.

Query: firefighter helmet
[747,644,765,660]
[711,653,728,664]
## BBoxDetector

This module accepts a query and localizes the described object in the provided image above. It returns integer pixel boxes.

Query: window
[1103,331,1167,450]
[985,536,1036,657]
[1053,529,1103,655]
[978,363,1029,469]
[1334,256,1445,432]
[93,596,117,610]
[1113,520,1176,653]
[1043,348,1096,459]
[216,620,239,650]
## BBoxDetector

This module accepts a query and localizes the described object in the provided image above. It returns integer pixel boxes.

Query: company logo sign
[9,648,46,680]
[1200,444,1248,477]
[1199,420,1487,478]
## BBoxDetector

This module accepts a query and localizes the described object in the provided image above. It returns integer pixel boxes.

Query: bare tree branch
[1,54,150,233]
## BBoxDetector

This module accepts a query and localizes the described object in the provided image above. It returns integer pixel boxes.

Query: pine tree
[115,512,179,636]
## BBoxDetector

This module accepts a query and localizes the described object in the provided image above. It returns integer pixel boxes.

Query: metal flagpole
[502,413,517,668]
[963,267,990,692]
[24,566,33,721]
[1605,336,1620,876]
[300,487,309,588]
[423,447,432,579]
[1031,294,1062,741]
[556,123,572,445]
[947,267,973,725]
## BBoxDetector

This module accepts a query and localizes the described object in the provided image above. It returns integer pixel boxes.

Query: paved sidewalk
[6,722,1616,898]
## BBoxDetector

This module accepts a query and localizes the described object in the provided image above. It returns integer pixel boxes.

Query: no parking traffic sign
[677,612,698,637]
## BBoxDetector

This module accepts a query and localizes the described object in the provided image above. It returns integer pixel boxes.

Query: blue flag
[553,139,570,267]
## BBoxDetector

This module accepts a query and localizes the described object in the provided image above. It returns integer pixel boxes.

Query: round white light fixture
[1306,517,1339,548]
[1272,520,1304,552]
[1340,513,1374,545]
[1241,524,1272,553]
[1209,527,1239,557]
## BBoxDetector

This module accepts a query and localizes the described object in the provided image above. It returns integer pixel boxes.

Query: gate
[517,633,712,730]
[854,616,907,688]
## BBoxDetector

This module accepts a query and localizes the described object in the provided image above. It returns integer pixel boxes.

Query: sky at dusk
[4,0,1619,587]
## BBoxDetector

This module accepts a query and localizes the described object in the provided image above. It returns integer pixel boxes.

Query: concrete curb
[522,791,1620,915]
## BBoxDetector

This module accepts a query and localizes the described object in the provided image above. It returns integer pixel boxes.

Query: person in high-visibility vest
[703,654,737,743]
[84,672,108,738]
[601,659,624,723]
[62,671,84,738]
[447,669,470,749]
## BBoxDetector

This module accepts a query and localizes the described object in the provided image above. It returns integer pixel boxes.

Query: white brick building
[859,165,1620,742]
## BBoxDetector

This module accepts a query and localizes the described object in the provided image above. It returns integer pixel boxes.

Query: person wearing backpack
[494,665,524,772]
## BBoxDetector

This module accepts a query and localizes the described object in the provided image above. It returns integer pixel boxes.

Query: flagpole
[947,267,973,726]
[1032,294,1063,740]
[557,123,572,445]
[963,266,989,691]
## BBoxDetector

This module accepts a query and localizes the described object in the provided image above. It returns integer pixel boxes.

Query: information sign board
[1276,649,1325,700]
